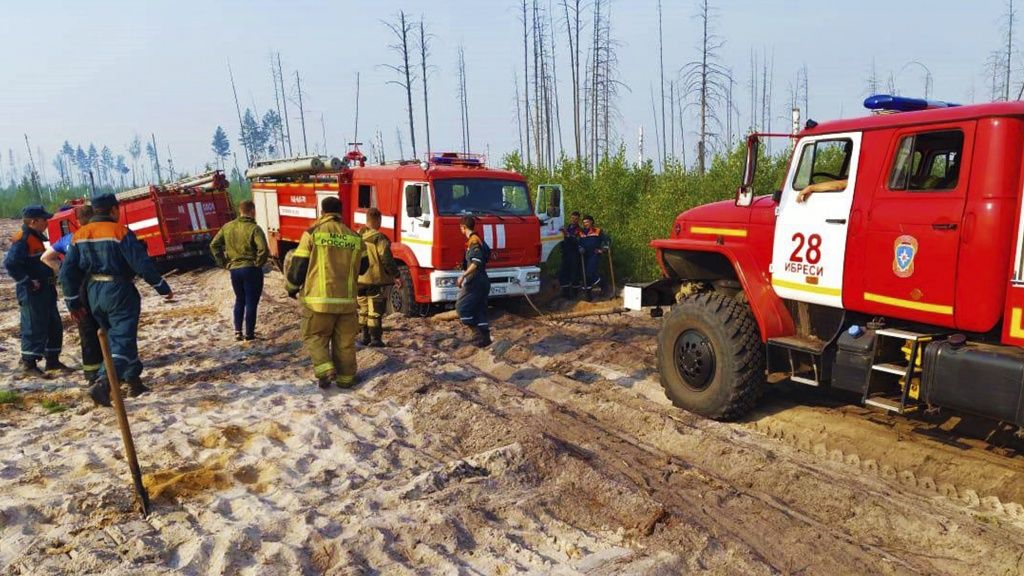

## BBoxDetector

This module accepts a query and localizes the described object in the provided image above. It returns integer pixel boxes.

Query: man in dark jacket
[456,215,492,347]
[60,193,173,407]
[578,214,610,301]
[210,200,269,341]
[41,205,102,385]
[4,205,68,376]
[558,211,582,298]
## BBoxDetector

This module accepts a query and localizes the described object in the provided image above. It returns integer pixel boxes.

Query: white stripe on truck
[128,217,160,231]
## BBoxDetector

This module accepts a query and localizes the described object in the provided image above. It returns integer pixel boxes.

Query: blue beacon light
[863,94,960,112]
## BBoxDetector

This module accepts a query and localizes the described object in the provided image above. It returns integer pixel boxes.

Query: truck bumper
[429,266,542,302]
[622,278,680,311]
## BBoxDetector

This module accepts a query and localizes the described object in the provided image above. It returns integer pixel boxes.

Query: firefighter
[60,193,173,407]
[285,196,367,389]
[4,205,68,376]
[558,211,583,298]
[357,207,398,347]
[578,215,610,301]
[41,205,103,385]
[456,215,492,347]
[209,200,269,341]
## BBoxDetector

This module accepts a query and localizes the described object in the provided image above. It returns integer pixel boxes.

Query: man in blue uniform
[456,215,492,347]
[41,205,103,385]
[4,205,68,376]
[577,214,610,301]
[60,193,173,407]
[559,211,582,298]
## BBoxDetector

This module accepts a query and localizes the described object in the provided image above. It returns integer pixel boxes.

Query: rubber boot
[45,357,73,372]
[318,371,336,389]
[473,327,492,348]
[126,376,150,398]
[88,380,112,407]
[360,325,371,346]
[20,357,44,377]
[83,370,100,387]
[369,326,385,348]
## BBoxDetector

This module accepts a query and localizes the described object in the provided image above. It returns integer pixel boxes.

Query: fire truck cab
[250,151,565,315]
[627,96,1024,428]
[48,170,233,265]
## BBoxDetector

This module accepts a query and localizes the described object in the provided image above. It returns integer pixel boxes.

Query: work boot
[336,374,358,389]
[360,325,371,346]
[473,327,492,348]
[87,381,112,407]
[20,357,44,377]
[45,357,73,372]
[125,377,150,398]
[369,326,385,348]
[318,371,336,389]
[84,370,101,387]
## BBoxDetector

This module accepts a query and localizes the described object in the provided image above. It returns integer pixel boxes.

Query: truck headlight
[526,271,540,283]
[435,277,458,288]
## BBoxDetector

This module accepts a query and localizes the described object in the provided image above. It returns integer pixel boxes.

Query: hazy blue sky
[0,0,1005,181]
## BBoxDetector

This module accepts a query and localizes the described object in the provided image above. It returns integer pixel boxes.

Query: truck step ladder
[863,328,935,414]
[767,335,828,387]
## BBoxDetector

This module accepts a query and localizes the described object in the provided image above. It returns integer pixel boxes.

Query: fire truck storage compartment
[921,340,1024,426]
[832,328,877,394]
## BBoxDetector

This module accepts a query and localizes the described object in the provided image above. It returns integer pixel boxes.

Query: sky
[0,0,1007,184]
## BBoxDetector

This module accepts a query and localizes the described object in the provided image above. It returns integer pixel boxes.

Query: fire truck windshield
[433,179,533,216]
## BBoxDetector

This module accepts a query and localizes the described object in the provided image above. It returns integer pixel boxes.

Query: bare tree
[988,50,1006,101]
[585,0,622,170]
[513,70,525,159]
[295,71,309,155]
[457,45,471,153]
[521,0,532,166]
[271,53,286,156]
[681,0,731,175]
[277,53,293,156]
[418,18,433,155]
[865,57,881,96]
[561,0,583,160]
[657,0,667,167]
[383,11,418,158]
[1005,0,1017,100]
[227,59,252,166]
[649,86,662,170]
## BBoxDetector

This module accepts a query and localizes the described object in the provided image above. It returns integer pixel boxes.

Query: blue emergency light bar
[430,152,483,166]
[864,94,960,112]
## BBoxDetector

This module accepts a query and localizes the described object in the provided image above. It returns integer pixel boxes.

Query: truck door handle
[932,222,958,231]
[825,218,846,224]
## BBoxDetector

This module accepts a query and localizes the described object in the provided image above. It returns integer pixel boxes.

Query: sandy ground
[2,218,1024,575]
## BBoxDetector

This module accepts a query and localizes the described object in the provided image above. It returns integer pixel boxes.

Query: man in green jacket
[210,200,269,341]
[285,197,367,389]
[357,207,398,347]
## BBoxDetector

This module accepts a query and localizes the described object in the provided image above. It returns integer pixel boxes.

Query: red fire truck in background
[247,151,566,315]
[48,170,234,265]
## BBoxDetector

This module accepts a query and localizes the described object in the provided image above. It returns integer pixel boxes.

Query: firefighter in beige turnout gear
[357,208,398,347]
[285,197,368,389]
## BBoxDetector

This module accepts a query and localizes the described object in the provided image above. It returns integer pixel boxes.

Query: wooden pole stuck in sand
[97,328,151,518]
[606,246,617,296]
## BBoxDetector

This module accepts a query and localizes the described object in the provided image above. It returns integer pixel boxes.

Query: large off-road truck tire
[657,292,765,420]
[387,265,428,317]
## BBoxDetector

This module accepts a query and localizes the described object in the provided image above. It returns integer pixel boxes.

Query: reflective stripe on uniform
[82,363,102,371]
[302,296,357,305]
[336,374,355,384]
[314,361,335,377]
[293,248,311,257]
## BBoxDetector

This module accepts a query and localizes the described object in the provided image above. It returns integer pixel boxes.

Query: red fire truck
[48,170,234,264]
[248,151,566,315]
[626,95,1024,429]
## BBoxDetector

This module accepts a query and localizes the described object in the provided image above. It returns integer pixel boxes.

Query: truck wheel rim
[674,329,716,391]
[389,287,403,312]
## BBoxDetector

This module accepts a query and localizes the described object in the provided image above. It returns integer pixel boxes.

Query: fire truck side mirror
[736,135,759,207]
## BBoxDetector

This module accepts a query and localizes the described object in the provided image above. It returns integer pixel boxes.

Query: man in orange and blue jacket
[577,214,610,301]
[4,205,68,376]
[60,193,173,407]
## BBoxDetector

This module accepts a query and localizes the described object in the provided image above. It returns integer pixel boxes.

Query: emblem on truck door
[893,235,918,278]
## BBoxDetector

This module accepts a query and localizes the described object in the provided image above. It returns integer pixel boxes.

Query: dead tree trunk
[277,53,293,156]
[295,71,309,155]
[383,11,417,158]
[521,0,532,166]
[419,19,432,155]
[228,60,251,166]
[658,0,666,167]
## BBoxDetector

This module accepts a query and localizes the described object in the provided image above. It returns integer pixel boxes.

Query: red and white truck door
[859,125,971,323]
[400,181,434,267]
[770,132,862,308]
[535,183,565,263]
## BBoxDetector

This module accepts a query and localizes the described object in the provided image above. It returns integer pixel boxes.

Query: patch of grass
[40,399,67,414]
[0,390,20,404]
